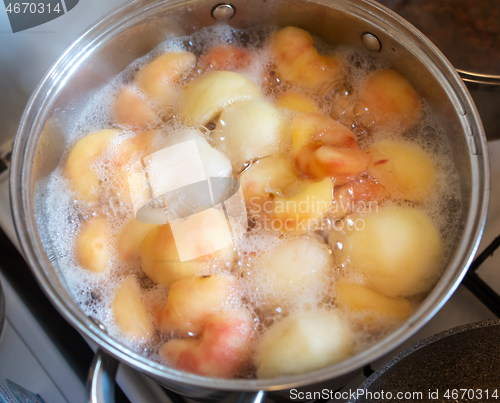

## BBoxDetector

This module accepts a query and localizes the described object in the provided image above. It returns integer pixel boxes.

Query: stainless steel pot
[10,0,489,402]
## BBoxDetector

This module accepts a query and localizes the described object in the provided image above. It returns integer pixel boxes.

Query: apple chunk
[112,130,158,168]
[140,209,235,287]
[65,129,118,204]
[276,92,318,114]
[331,178,388,219]
[270,26,343,91]
[271,177,333,233]
[339,208,443,297]
[110,130,158,196]
[199,46,251,71]
[113,276,153,340]
[255,309,353,378]
[136,51,196,103]
[117,217,158,262]
[254,236,332,308]
[291,113,369,183]
[358,69,422,130]
[114,86,159,130]
[368,140,436,203]
[182,71,261,125]
[156,274,237,336]
[76,217,110,273]
[292,112,359,157]
[160,310,253,378]
[335,281,414,323]
[298,145,370,183]
[140,224,198,286]
[239,154,299,204]
[214,99,285,171]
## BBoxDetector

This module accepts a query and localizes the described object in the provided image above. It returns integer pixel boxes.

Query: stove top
[0,1,499,400]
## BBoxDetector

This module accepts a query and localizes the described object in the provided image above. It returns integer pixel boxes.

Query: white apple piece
[140,208,235,287]
[117,217,158,262]
[156,273,237,335]
[358,69,422,130]
[339,207,443,297]
[368,140,436,203]
[255,309,353,378]
[65,129,118,204]
[160,310,253,378]
[113,276,153,340]
[114,86,159,130]
[213,99,286,172]
[269,26,344,91]
[335,280,414,324]
[182,71,261,125]
[254,236,332,308]
[239,154,299,204]
[76,217,110,273]
[271,177,333,233]
[136,51,196,104]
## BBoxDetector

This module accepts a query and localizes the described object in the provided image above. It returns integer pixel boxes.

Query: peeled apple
[182,71,261,125]
[339,207,443,297]
[214,99,285,171]
[255,310,353,378]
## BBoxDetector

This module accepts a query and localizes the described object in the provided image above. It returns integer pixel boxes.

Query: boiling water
[39,24,463,375]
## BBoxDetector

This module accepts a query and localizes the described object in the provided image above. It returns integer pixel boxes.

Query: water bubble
[447,197,461,212]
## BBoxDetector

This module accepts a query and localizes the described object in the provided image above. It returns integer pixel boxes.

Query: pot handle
[236,391,266,403]
[87,349,267,403]
[87,348,119,403]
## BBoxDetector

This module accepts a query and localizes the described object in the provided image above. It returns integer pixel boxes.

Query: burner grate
[463,234,500,317]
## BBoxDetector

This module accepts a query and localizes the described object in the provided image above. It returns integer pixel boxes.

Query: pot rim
[9,0,489,392]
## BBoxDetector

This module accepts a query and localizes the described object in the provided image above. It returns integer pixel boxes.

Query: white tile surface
[477,139,500,293]
[0,320,68,403]
[0,272,81,403]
